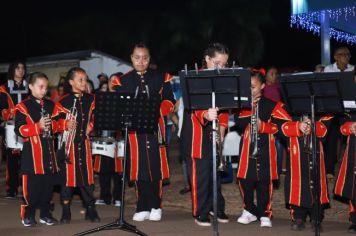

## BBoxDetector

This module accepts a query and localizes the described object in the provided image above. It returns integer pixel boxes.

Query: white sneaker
[260,217,272,227]
[132,211,150,221]
[237,209,257,224]
[95,199,106,205]
[114,200,121,207]
[149,208,162,221]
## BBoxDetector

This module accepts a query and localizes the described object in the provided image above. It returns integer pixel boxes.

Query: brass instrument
[216,120,227,172]
[59,98,78,162]
[40,100,52,138]
[301,115,312,154]
[249,100,260,159]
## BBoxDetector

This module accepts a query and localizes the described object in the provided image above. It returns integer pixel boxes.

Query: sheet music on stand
[179,68,251,111]
[95,92,160,133]
[279,71,356,115]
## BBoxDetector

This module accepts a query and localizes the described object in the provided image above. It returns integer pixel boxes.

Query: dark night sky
[0,0,355,72]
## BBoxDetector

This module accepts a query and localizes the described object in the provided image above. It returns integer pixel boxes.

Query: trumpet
[59,98,78,163]
[300,115,312,154]
[249,100,260,159]
[216,120,227,172]
[40,100,52,138]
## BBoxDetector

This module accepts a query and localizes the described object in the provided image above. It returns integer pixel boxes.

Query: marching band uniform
[14,95,59,226]
[0,85,14,121]
[93,149,123,206]
[282,115,332,230]
[4,80,29,199]
[181,108,229,225]
[52,92,99,223]
[112,69,175,221]
[236,97,291,226]
[334,113,356,233]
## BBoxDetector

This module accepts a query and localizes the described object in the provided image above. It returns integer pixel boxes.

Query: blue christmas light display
[290,6,356,45]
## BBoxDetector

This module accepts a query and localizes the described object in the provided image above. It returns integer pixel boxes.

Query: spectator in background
[98,82,108,92]
[323,47,354,179]
[262,66,285,187]
[87,79,94,94]
[324,46,354,72]
[97,73,109,88]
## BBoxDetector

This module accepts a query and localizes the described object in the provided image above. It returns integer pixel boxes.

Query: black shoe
[291,219,305,231]
[39,216,58,226]
[209,211,229,223]
[179,187,191,195]
[348,224,356,234]
[217,212,229,223]
[60,205,71,224]
[22,217,37,227]
[86,205,100,222]
[4,192,17,199]
[195,215,211,226]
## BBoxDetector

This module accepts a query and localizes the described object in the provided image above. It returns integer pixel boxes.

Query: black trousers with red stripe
[21,174,54,220]
[6,149,21,195]
[136,180,161,212]
[98,172,122,203]
[238,178,272,219]
[290,205,324,222]
[188,157,225,218]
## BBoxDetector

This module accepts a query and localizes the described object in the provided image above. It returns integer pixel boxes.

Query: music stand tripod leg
[74,125,147,236]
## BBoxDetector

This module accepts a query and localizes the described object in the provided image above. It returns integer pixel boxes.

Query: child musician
[112,43,175,222]
[334,113,356,233]
[14,72,59,226]
[180,43,230,226]
[236,69,291,228]
[282,113,332,231]
[53,67,100,223]
[94,73,123,207]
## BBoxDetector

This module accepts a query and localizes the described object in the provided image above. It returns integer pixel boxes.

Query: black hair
[98,81,108,91]
[64,67,86,93]
[7,60,27,80]
[28,72,48,85]
[251,69,266,84]
[202,43,230,69]
[131,42,150,55]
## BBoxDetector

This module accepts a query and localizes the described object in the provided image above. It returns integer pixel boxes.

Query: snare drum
[91,137,116,158]
[5,120,23,150]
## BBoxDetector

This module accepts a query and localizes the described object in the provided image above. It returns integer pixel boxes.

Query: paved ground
[0,135,353,235]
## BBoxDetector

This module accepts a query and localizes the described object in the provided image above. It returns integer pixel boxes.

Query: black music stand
[75,92,160,236]
[279,71,356,236]
[179,68,251,236]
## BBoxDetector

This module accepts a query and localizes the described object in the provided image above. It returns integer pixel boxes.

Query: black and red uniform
[52,92,97,212]
[112,69,175,212]
[236,97,291,219]
[282,115,332,222]
[180,108,228,220]
[4,80,29,198]
[14,96,59,221]
[334,113,356,224]
[0,85,14,121]
[93,143,123,204]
